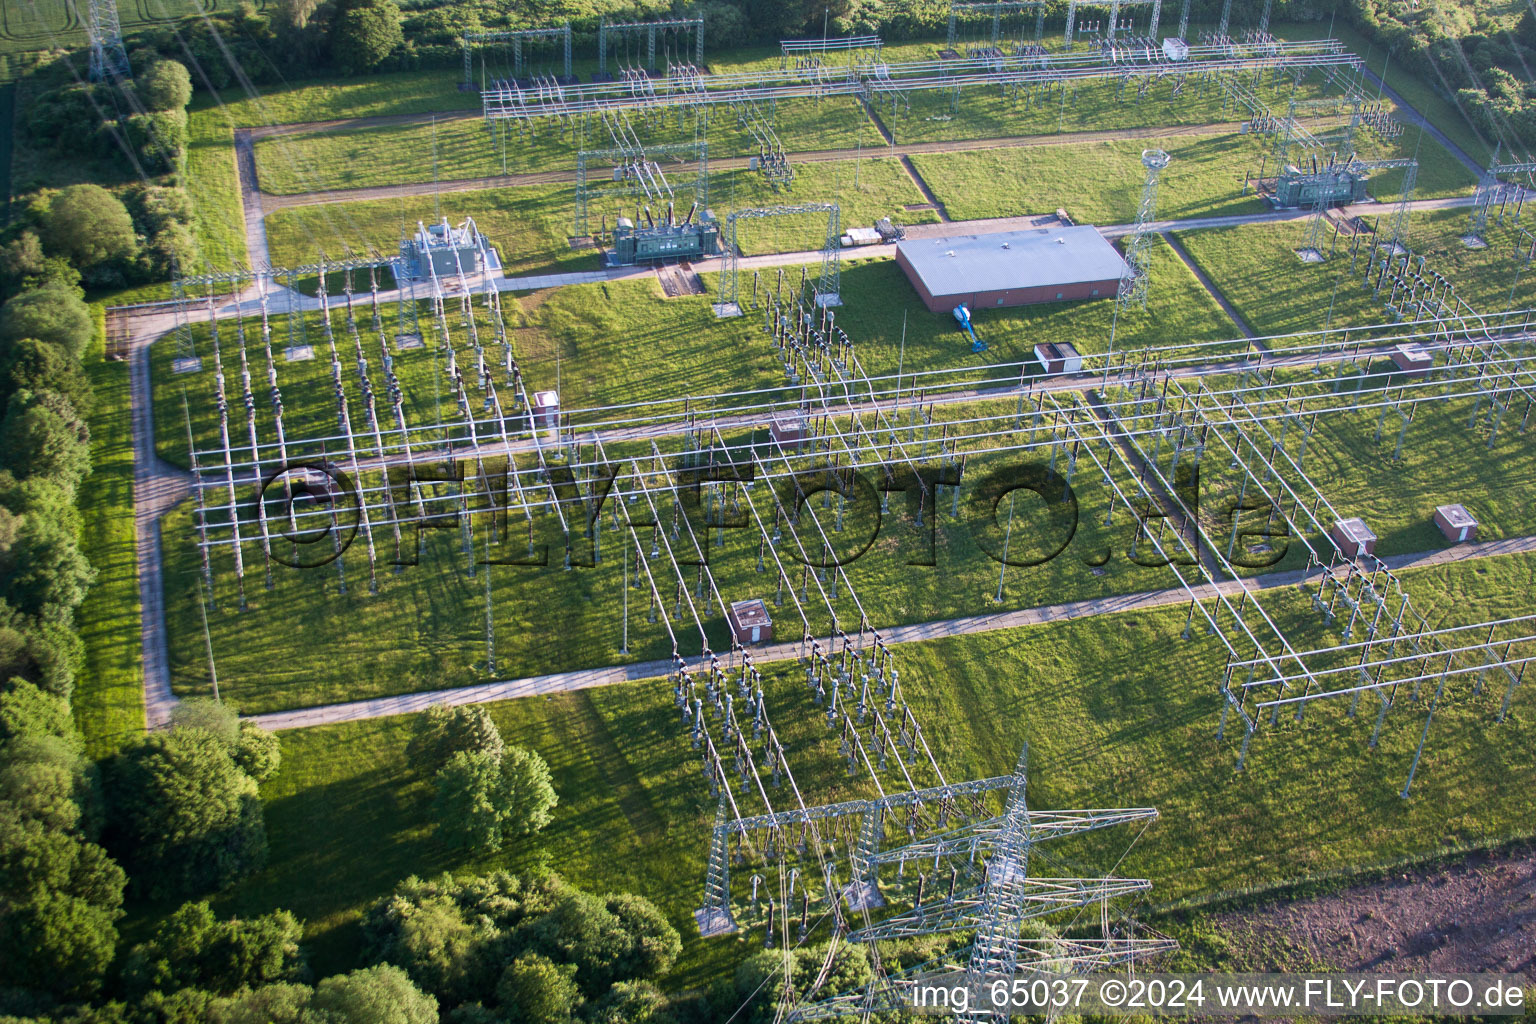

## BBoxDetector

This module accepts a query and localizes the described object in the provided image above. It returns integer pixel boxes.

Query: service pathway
[248,533,1536,731]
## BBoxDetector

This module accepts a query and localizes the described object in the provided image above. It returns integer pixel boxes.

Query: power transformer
[609,207,721,265]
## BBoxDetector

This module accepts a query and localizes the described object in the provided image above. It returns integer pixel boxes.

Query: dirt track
[1212,846,1536,975]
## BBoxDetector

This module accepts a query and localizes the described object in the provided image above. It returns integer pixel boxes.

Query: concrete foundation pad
[694,906,737,937]
[172,357,203,374]
[842,881,885,912]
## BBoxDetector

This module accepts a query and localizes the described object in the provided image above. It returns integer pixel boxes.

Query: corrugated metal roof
[897,226,1129,297]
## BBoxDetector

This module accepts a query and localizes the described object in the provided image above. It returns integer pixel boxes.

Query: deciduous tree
[106,730,267,898]
[42,186,137,273]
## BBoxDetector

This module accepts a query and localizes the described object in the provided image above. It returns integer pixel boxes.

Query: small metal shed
[532,390,560,430]
[1034,341,1084,375]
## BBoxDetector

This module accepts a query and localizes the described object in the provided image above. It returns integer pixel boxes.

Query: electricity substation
[150,1,1536,1017]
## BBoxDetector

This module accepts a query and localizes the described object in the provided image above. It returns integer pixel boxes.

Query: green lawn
[908,121,1472,231]
[1173,207,1536,341]
[251,97,872,195]
[264,184,595,279]
[0,0,242,74]
[878,69,1294,146]
[912,133,1269,226]
[186,105,250,272]
[261,157,937,274]
[184,69,481,270]
[72,308,146,758]
[211,68,476,127]
[203,549,1536,988]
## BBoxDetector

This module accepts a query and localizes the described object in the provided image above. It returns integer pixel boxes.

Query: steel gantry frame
[714,204,841,317]
[169,247,1534,1002]
[946,0,1048,51]
[462,23,573,90]
[781,35,883,68]
[573,110,708,238]
[1466,146,1536,246]
[481,38,1360,121]
[787,747,1175,1022]
[1064,0,1162,45]
[598,18,704,77]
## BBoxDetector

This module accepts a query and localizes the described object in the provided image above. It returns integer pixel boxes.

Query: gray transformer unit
[609,208,721,265]
[1271,164,1370,208]
[400,218,495,279]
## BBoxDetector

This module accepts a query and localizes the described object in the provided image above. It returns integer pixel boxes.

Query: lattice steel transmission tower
[787,746,1175,1022]
[85,0,131,81]
[1118,149,1171,311]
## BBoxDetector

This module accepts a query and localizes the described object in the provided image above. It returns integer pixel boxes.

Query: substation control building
[894,227,1129,313]
[400,218,498,278]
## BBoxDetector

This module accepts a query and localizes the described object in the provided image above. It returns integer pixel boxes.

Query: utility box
[532,390,560,431]
[1034,341,1083,375]
[1391,342,1434,377]
[1434,504,1478,543]
[1331,517,1378,558]
[727,599,773,646]
[1162,38,1189,61]
[769,411,806,448]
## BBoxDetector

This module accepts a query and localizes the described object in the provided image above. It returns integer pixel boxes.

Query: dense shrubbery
[9,56,200,292]
[1343,0,1536,150]
[362,870,682,1020]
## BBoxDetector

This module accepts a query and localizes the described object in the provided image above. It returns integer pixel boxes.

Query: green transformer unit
[1271,165,1371,208]
[609,209,721,265]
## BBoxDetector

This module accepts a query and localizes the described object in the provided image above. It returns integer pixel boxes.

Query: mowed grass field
[261,157,938,274]
[910,120,1474,228]
[73,311,146,757]
[206,550,1536,986]
[0,0,256,71]
[250,97,872,195]
[1172,208,1536,340]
